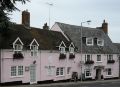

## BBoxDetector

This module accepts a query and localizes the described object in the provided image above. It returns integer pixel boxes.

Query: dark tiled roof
[114,43,120,53]
[0,24,70,50]
[56,22,119,54]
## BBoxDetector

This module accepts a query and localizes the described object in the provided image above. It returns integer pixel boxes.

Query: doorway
[96,69,101,80]
[30,64,36,84]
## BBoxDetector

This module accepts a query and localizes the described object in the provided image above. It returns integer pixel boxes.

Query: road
[2,79,120,87]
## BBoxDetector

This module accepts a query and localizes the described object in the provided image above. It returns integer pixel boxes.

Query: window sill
[56,75,65,77]
[85,76,92,78]
[69,52,74,54]
[10,75,24,78]
[98,45,104,46]
[86,44,93,46]
[96,61,102,63]
[14,50,22,52]
[106,75,112,77]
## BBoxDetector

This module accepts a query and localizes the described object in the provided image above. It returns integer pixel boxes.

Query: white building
[51,20,120,80]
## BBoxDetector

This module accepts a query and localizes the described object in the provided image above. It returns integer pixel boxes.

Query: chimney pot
[43,23,49,30]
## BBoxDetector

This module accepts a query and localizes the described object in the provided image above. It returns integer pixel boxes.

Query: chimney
[43,23,49,30]
[102,20,108,34]
[22,10,30,27]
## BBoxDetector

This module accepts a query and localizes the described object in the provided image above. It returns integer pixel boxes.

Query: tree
[0,0,29,11]
[0,8,9,34]
[0,0,29,34]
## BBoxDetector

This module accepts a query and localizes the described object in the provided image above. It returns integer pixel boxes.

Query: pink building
[0,10,120,85]
[0,10,78,85]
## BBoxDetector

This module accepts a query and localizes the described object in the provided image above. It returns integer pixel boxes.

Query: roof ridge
[10,24,64,34]
[56,22,101,31]
[56,22,80,27]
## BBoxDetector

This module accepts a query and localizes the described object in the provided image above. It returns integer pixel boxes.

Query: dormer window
[30,39,39,57]
[13,37,23,53]
[31,45,38,56]
[13,44,24,59]
[69,42,75,54]
[13,37,24,59]
[14,44,23,53]
[69,42,75,59]
[59,41,66,59]
[97,39,104,46]
[60,47,65,54]
[59,41,66,54]
[86,38,93,46]
[69,47,74,53]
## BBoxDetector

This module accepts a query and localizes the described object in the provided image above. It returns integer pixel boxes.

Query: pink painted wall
[1,49,119,83]
[40,51,81,81]
[1,49,82,83]
[1,49,41,83]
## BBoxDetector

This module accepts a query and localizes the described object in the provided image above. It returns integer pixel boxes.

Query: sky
[9,0,120,43]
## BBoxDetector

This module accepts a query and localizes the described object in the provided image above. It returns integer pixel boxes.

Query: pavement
[3,79,120,87]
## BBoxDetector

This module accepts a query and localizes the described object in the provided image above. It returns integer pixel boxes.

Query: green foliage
[0,0,29,34]
[0,8,9,34]
[0,0,29,11]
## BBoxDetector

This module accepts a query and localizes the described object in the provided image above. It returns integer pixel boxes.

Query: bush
[13,53,24,59]
[59,53,66,59]
[107,60,115,63]
[69,53,75,59]
[85,60,94,64]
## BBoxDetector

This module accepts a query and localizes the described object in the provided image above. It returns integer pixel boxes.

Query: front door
[96,69,101,80]
[30,64,36,84]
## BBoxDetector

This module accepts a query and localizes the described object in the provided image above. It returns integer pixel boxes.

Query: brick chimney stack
[22,10,30,27]
[102,20,108,34]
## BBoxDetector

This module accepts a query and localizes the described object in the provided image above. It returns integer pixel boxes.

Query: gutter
[119,55,120,78]
[39,50,41,81]
[0,49,1,83]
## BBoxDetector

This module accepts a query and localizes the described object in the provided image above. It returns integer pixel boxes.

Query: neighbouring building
[51,21,120,80]
[113,43,120,78]
[0,10,120,85]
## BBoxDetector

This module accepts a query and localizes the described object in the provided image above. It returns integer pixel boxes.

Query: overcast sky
[9,0,120,43]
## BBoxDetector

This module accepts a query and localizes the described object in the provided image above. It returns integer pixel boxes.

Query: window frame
[85,69,92,78]
[85,54,92,62]
[14,44,23,53]
[60,47,66,54]
[107,54,113,60]
[18,66,24,76]
[97,38,104,46]
[31,45,38,57]
[69,47,74,54]
[11,66,17,76]
[11,66,24,77]
[97,55,102,62]
[86,38,93,46]
[56,67,65,76]
[67,67,71,75]
[106,68,112,76]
